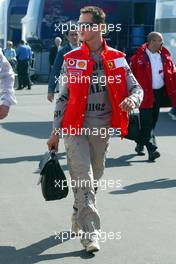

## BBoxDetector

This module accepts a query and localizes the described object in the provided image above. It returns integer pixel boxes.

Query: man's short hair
[7,41,13,47]
[55,37,62,44]
[147,32,163,43]
[20,40,25,45]
[80,6,106,24]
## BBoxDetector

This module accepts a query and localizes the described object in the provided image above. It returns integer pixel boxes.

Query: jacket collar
[81,38,108,57]
[137,42,171,58]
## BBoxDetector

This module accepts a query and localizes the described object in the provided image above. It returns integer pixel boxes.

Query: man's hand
[47,93,54,102]
[47,133,59,151]
[0,105,10,119]
[119,97,135,112]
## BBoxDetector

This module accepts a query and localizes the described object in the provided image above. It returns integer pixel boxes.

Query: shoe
[81,237,100,253]
[94,186,98,194]
[86,239,100,253]
[27,86,31,90]
[71,208,79,235]
[148,150,160,162]
[135,144,145,156]
[16,87,23,90]
[168,109,176,120]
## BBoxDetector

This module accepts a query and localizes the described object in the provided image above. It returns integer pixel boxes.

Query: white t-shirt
[146,48,164,89]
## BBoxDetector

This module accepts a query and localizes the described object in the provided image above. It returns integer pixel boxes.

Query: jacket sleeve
[124,59,144,108]
[29,47,32,61]
[16,47,20,59]
[0,50,17,107]
[129,54,139,78]
[170,63,176,107]
[48,49,64,93]
[49,47,55,65]
[53,61,69,131]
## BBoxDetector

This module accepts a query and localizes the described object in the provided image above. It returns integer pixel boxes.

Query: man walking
[47,25,79,102]
[130,32,176,161]
[16,40,32,90]
[49,37,62,73]
[47,6,143,253]
[4,41,17,71]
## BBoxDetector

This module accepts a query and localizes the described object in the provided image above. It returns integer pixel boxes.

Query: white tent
[155,0,176,64]
[21,0,43,41]
[0,0,11,48]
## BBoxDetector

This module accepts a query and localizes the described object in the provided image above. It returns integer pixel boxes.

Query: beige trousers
[64,131,109,235]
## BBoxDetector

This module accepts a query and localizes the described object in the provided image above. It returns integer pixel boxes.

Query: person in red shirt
[47,6,143,253]
[130,32,176,161]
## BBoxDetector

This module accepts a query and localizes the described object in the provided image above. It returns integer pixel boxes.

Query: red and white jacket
[54,39,143,137]
[130,43,176,108]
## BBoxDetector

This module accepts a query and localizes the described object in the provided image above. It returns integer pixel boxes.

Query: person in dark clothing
[47,28,79,102]
[49,37,62,69]
[16,40,32,90]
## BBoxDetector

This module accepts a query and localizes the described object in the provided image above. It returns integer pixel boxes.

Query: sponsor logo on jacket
[66,59,87,70]
[107,57,126,70]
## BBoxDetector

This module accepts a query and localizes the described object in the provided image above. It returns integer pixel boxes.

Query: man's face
[78,13,101,42]
[152,36,163,51]
[67,30,79,45]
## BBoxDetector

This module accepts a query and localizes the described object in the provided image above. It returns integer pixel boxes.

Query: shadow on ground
[105,154,149,167]
[1,122,52,139]
[1,112,176,140]
[0,152,66,166]
[109,178,176,195]
[0,232,94,264]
